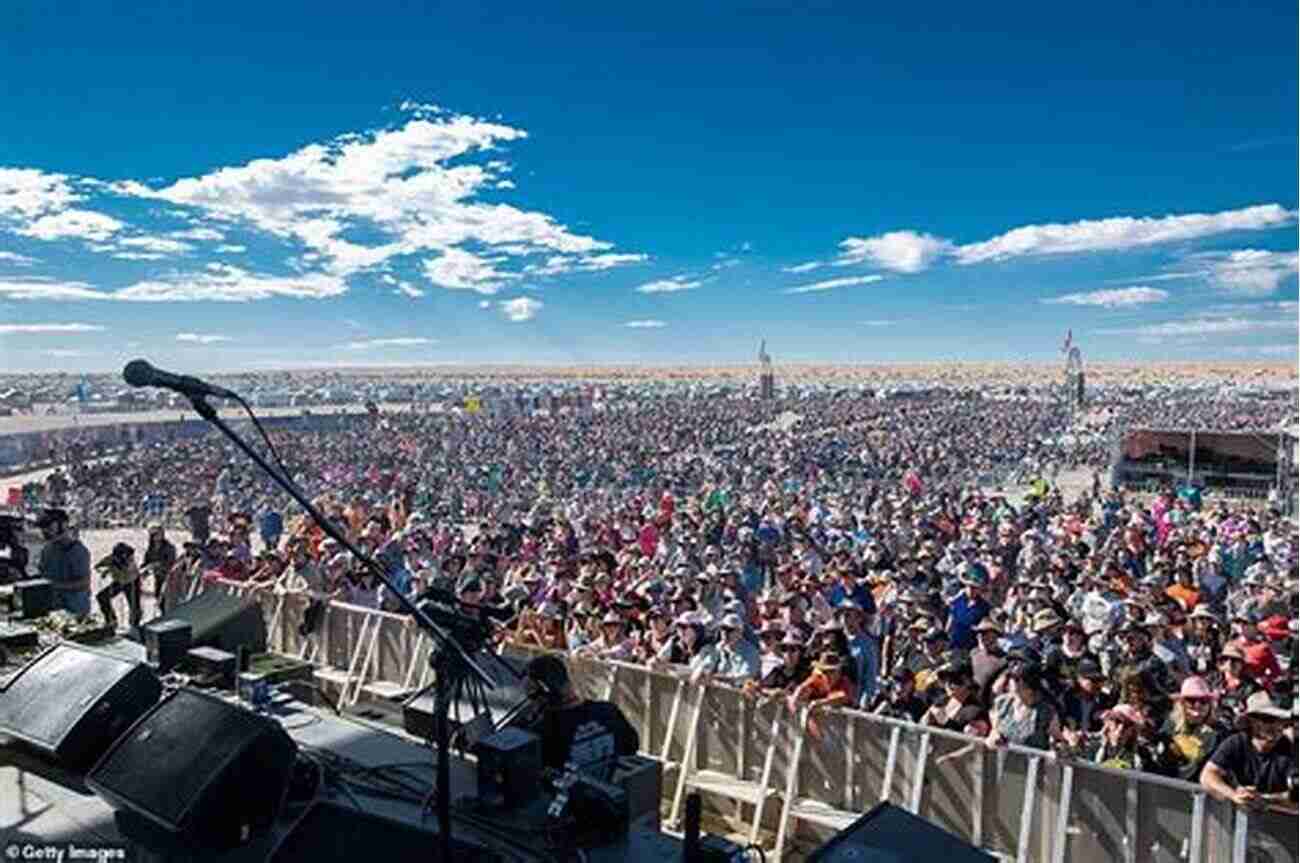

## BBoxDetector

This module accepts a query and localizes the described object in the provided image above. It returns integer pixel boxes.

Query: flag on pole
[1061,329,1073,355]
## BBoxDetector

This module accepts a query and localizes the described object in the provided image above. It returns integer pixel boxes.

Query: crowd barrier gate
[166,574,1297,862]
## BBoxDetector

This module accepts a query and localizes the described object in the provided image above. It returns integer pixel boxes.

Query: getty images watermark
[4,842,128,863]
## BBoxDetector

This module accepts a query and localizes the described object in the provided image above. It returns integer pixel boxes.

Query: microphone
[122,359,238,401]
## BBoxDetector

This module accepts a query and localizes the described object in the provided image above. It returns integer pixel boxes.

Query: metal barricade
[130,589,1299,863]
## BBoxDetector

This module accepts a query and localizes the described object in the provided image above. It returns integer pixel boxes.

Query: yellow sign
[464,397,481,414]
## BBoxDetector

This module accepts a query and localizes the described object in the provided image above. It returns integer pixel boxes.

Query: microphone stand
[184,394,501,863]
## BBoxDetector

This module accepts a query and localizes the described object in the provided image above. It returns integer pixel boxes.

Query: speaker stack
[806,803,996,863]
[87,687,298,850]
[0,642,162,769]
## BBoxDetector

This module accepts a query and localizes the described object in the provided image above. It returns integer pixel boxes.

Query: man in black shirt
[1200,692,1297,815]
[523,655,639,774]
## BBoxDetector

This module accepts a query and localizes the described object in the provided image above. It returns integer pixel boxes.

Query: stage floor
[0,642,682,862]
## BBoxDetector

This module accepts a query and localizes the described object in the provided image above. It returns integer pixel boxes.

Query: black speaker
[807,803,996,863]
[87,687,297,850]
[143,588,267,656]
[0,642,161,768]
[266,800,504,863]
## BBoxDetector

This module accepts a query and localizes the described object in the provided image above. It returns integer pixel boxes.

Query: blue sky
[1,0,1296,372]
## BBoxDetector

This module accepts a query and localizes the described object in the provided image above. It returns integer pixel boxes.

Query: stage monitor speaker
[143,587,267,656]
[807,802,996,863]
[266,800,505,863]
[0,642,161,769]
[87,687,296,850]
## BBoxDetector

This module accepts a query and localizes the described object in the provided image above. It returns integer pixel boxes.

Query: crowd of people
[23,385,1300,814]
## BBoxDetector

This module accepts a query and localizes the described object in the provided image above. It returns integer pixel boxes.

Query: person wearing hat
[142,521,177,614]
[1059,658,1117,750]
[1161,677,1227,782]
[1186,605,1224,675]
[970,618,1008,691]
[790,650,857,715]
[36,508,91,617]
[922,662,987,734]
[1082,703,1162,772]
[947,564,992,651]
[1200,691,1298,814]
[693,613,760,686]
[574,610,636,662]
[868,665,928,723]
[756,633,811,695]
[1206,643,1254,717]
[93,542,142,631]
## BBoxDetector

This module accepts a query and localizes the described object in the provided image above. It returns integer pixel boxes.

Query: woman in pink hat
[1161,676,1226,782]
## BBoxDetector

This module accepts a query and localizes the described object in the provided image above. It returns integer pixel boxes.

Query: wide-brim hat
[1244,691,1291,720]
[972,619,1002,634]
[719,613,744,630]
[1219,643,1246,661]
[814,651,845,671]
[1173,676,1216,701]
[600,611,624,626]
[1032,608,1063,632]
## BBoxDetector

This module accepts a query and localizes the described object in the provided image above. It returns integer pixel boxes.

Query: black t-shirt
[1208,732,1295,793]
[535,700,640,772]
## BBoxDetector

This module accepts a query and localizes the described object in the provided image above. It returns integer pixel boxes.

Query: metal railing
[166,574,1298,862]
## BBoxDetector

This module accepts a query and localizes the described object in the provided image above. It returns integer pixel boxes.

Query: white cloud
[499,296,542,321]
[423,247,512,294]
[826,204,1296,275]
[0,279,108,301]
[175,332,232,344]
[1041,286,1170,308]
[624,319,666,328]
[170,227,225,242]
[837,231,951,273]
[711,258,740,271]
[1208,249,1298,296]
[783,261,822,274]
[394,281,425,298]
[477,300,492,309]
[114,113,630,285]
[0,322,105,334]
[215,244,246,253]
[343,337,434,350]
[112,252,168,261]
[578,253,648,270]
[1095,317,1296,340]
[18,209,124,242]
[860,320,897,326]
[118,236,192,255]
[0,168,78,217]
[635,277,702,294]
[114,265,348,302]
[43,349,86,358]
[955,204,1294,265]
[0,251,36,265]
[784,274,885,294]
[1102,271,1204,284]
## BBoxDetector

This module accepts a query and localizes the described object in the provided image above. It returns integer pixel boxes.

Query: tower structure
[758,340,775,400]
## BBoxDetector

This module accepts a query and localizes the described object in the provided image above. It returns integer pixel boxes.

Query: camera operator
[95,542,142,631]
[35,508,91,617]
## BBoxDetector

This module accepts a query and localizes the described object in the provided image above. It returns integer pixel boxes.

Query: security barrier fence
[164,574,1297,863]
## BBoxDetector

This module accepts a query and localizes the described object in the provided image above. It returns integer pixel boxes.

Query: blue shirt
[260,511,283,538]
[948,593,991,649]
[827,580,877,616]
